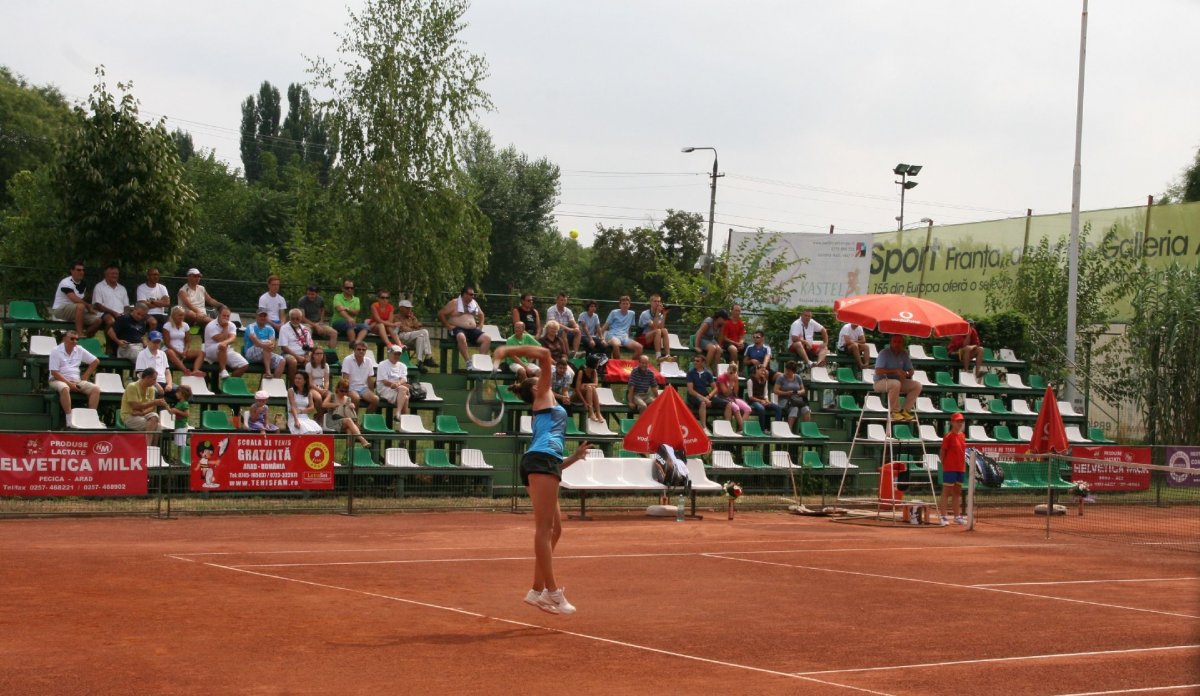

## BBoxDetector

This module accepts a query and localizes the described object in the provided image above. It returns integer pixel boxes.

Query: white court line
[193,559,893,696]
[703,554,1200,620]
[792,644,1200,676]
[1052,686,1200,696]
[973,577,1198,588]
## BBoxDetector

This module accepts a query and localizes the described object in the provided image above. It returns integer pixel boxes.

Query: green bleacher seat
[1029,374,1046,390]
[8,301,42,321]
[742,421,768,438]
[435,415,468,435]
[1088,427,1115,444]
[836,367,857,383]
[496,385,524,405]
[220,377,253,397]
[801,451,824,469]
[983,373,1004,389]
[79,338,104,355]
[838,394,861,412]
[201,410,236,431]
[987,399,1010,415]
[361,413,392,434]
[935,371,957,387]
[993,425,1020,443]
[892,424,919,442]
[741,451,770,468]
[565,419,585,437]
[423,448,455,468]
[932,346,950,361]
[940,397,962,413]
[799,421,829,440]
[351,448,378,467]
[983,347,996,362]
[619,418,636,435]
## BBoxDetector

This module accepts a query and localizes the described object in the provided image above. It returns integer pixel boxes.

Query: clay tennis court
[2,511,1197,695]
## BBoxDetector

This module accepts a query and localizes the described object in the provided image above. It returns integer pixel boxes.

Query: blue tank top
[529,404,567,459]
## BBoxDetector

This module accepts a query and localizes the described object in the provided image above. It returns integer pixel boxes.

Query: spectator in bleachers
[168,385,192,448]
[50,261,101,337]
[340,342,380,412]
[601,295,642,360]
[694,308,735,371]
[573,355,604,423]
[540,320,569,363]
[305,347,331,405]
[549,355,574,406]
[91,264,131,341]
[107,302,156,361]
[837,321,870,369]
[627,354,659,413]
[439,285,490,363]
[948,320,985,379]
[163,305,204,377]
[48,330,100,417]
[546,293,581,355]
[287,371,324,434]
[375,344,411,415]
[331,279,369,344]
[278,308,316,380]
[789,310,828,368]
[257,275,288,330]
[134,330,175,399]
[322,378,370,447]
[504,321,542,380]
[637,294,670,361]
[577,300,601,356]
[203,307,249,380]
[243,309,286,379]
[296,284,339,349]
[121,367,165,444]
[135,267,171,321]
[722,304,747,357]
[512,293,542,338]
[247,391,279,433]
[873,334,921,422]
[773,360,812,428]
[368,289,404,347]
[744,331,772,374]
[394,300,437,370]
[745,364,782,431]
[939,412,968,525]
[686,353,721,425]
[717,362,751,429]
[177,268,223,327]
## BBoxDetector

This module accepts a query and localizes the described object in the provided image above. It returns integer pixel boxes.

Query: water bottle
[676,493,685,522]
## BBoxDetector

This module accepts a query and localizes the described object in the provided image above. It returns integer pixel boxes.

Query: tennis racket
[465,367,505,427]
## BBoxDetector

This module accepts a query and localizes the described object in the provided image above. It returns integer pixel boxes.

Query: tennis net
[966,452,1200,553]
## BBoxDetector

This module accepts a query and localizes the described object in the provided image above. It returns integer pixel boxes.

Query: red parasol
[833,294,969,338]
[621,387,711,456]
[1028,386,1070,454]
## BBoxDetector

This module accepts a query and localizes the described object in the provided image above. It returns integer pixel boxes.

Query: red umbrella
[622,387,711,456]
[833,294,969,338]
[1028,386,1070,454]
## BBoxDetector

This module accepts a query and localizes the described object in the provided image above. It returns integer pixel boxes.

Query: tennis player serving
[493,344,591,616]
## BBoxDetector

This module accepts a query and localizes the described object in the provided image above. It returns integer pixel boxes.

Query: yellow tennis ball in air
[569,229,579,240]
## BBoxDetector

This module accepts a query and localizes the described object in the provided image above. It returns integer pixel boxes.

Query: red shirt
[940,431,966,473]
[948,326,980,353]
[723,319,746,344]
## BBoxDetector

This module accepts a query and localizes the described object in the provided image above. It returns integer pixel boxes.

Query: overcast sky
[4,1,1198,247]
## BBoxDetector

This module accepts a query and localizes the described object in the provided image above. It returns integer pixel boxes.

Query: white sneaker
[219,369,231,379]
[544,588,576,615]
[524,589,558,614]
[938,515,949,526]
[954,516,968,525]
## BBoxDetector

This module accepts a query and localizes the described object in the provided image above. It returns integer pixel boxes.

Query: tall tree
[50,67,195,273]
[583,211,706,302]
[1163,145,1200,203]
[0,66,71,207]
[310,0,492,299]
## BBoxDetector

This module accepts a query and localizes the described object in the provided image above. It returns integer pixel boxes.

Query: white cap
[187,268,201,276]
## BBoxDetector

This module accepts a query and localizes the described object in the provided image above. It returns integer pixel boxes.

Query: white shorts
[203,344,249,369]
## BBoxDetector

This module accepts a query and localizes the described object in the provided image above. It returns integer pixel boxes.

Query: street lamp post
[682,146,720,278]
[917,217,934,298]
[893,163,922,231]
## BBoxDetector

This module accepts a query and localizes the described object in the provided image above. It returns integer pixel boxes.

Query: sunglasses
[379,295,389,300]
[343,285,354,290]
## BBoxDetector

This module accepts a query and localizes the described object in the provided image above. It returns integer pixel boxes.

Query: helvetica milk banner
[190,434,334,492]
[0,433,148,496]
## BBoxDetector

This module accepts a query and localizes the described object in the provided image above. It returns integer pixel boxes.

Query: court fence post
[346,435,356,516]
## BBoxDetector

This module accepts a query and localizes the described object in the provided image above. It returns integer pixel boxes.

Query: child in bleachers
[247,390,278,433]
[169,384,192,450]
[939,412,967,525]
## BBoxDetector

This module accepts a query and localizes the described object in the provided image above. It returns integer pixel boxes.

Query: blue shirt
[604,309,635,339]
[687,367,714,395]
[244,323,276,355]
[873,346,913,381]
[529,404,567,459]
[579,312,600,338]
[745,343,770,365]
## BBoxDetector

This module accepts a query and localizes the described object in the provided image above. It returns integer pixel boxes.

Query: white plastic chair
[29,335,56,356]
[1011,399,1036,416]
[997,348,1023,363]
[667,333,687,351]
[911,370,936,387]
[519,415,533,435]
[1017,425,1035,440]
[181,375,215,397]
[921,454,941,471]
[865,424,894,443]
[146,445,163,468]
[384,448,419,468]
[94,372,126,394]
[468,353,495,372]
[860,368,875,383]
[481,324,504,342]
[586,418,616,436]
[588,459,634,488]
[908,345,932,361]
[919,424,943,442]
[828,450,859,469]
[968,425,996,442]
[260,377,288,398]
[67,408,106,429]
[770,421,801,439]
[770,451,798,469]
[659,361,686,378]
[1058,400,1083,417]
[963,398,988,414]
[867,343,880,358]
[584,448,604,459]
[686,459,724,490]
[418,382,444,402]
[914,396,941,414]
[461,448,493,469]
[863,395,889,413]
[397,414,431,434]
[711,420,742,438]
[958,372,982,389]
[228,312,243,327]
[559,459,603,489]
[1065,425,1091,443]
[595,387,622,407]
[619,458,664,488]
[1005,373,1031,390]
[810,366,838,384]
[710,450,739,469]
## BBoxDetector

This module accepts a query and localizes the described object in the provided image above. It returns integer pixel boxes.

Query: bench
[559,456,722,520]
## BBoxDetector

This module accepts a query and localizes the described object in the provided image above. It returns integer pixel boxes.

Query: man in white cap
[375,344,411,415]
[178,268,224,327]
[135,330,176,398]
[394,299,437,371]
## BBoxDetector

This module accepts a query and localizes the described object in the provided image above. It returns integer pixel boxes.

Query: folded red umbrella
[621,387,711,456]
[1028,386,1070,454]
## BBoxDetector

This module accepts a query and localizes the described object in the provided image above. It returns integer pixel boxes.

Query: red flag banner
[190,434,335,492]
[604,359,666,385]
[1028,387,1069,454]
[1071,445,1152,491]
[0,432,148,497]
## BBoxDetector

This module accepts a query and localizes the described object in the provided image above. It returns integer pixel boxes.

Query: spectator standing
[107,302,156,361]
[340,342,380,412]
[637,294,670,361]
[577,301,601,356]
[873,334,921,422]
[134,331,175,398]
[546,294,580,354]
[331,280,369,344]
[394,300,437,370]
[788,310,829,367]
[745,364,783,431]
[296,285,339,348]
[939,412,968,525]
[203,307,250,380]
[512,293,542,338]
[162,305,204,377]
[837,322,870,369]
[601,295,642,359]
[257,275,288,330]
[948,320,986,379]
[50,261,101,336]
[91,264,131,338]
[48,331,100,417]
[375,345,411,415]
[504,322,542,380]
[773,360,812,429]
[439,285,490,363]
[177,268,223,327]
[243,309,286,379]
[121,367,166,443]
[627,354,660,413]
[368,289,404,347]
[135,267,171,320]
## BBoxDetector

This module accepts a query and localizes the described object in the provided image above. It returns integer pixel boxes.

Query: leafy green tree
[584,211,707,302]
[50,68,195,273]
[310,0,492,300]
[1162,146,1200,203]
[0,66,71,207]
[241,81,335,186]
[171,128,195,163]
[0,168,72,300]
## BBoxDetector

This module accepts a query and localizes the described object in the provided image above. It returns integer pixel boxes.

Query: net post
[965,447,976,531]
[1044,456,1053,540]
[346,434,356,516]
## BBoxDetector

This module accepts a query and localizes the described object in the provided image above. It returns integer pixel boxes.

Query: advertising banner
[0,433,148,496]
[729,231,872,307]
[1164,446,1200,488]
[971,443,1031,460]
[190,434,335,492]
[1070,445,1152,491]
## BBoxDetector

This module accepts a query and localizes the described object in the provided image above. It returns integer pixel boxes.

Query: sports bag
[652,444,691,490]
[971,449,1006,487]
[407,382,428,402]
